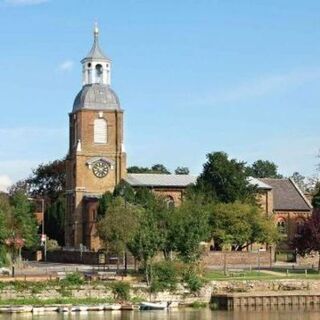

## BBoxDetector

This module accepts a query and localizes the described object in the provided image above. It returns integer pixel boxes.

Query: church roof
[125,174,197,188]
[73,84,121,112]
[259,178,312,211]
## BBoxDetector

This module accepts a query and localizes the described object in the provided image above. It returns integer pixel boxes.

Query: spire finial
[94,22,99,39]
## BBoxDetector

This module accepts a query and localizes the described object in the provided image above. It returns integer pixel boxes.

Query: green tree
[196,152,256,203]
[171,200,210,262]
[290,172,307,192]
[151,164,171,174]
[209,202,278,251]
[27,159,66,201]
[45,196,65,245]
[174,167,190,175]
[113,180,135,202]
[9,191,38,249]
[97,191,113,217]
[97,197,141,256]
[247,160,282,178]
[128,209,162,284]
[0,194,10,265]
[127,166,151,173]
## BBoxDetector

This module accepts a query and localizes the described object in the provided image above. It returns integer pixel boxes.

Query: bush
[184,271,205,294]
[62,272,84,286]
[150,261,178,293]
[110,281,130,301]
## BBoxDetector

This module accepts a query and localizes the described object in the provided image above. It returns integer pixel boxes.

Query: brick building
[65,26,312,252]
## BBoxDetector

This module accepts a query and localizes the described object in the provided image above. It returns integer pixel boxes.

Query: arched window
[277,219,287,234]
[95,64,103,83]
[94,118,107,144]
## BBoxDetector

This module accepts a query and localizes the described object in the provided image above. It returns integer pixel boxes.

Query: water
[2,308,320,320]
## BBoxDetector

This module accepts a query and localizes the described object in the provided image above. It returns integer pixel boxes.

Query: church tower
[65,25,126,250]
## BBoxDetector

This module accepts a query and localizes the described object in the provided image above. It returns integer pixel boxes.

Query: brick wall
[202,249,273,268]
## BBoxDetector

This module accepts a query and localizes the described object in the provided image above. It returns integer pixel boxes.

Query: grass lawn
[205,269,320,281]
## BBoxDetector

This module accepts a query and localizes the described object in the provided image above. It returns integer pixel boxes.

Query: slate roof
[73,84,121,112]
[259,178,312,211]
[125,174,197,188]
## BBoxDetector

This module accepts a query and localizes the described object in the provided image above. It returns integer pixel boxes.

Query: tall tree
[170,200,210,262]
[290,172,307,192]
[9,191,38,249]
[246,160,282,178]
[0,194,10,265]
[174,167,190,175]
[97,197,141,256]
[196,152,256,203]
[209,202,278,251]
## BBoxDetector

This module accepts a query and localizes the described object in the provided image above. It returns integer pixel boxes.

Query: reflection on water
[2,308,320,320]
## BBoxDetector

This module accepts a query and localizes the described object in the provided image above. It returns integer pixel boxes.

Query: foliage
[292,212,320,270]
[110,281,130,301]
[46,238,61,251]
[174,166,190,175]
[290,172,307,192]
[61,272,84,286]
[27,159,66,201]
[150,260,179,292]
[113,180,135,202]
[312,182,320,208]
[170,200,210,262]
[9,191,38,249]
[97,192,113,217]
[127,164,170,174]
[196,152,257,203]
[97,197,142,255]
[209,202,278,250]
[184,272,205,294]
[246,160,283,179]
[0,194,10,264]
[45,196,65,245]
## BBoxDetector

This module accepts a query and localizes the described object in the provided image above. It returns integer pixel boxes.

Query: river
[1,308,320,320]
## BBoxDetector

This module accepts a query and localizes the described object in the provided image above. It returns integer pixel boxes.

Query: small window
[277,220,287,234]
[95,64,103,83]
[94,118,107,144]
[165,196,175,208]
[87,63,91,68]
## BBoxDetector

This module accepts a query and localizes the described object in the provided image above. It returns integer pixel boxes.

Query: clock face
[92,161,109,178]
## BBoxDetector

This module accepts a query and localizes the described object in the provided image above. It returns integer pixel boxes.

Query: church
[65,26,312,253]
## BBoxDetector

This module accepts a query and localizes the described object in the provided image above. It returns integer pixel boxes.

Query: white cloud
[4,0,49,6]
[200,68,320,105]
[0,175,12,192]
[58,60,74,72]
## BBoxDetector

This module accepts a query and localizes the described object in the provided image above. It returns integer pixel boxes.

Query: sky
[0,0,320,191]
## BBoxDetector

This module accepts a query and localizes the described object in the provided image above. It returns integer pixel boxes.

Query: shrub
[150,261,178,292]
[62,272,84,286]
[110,281,130,301]
[184,272,205,294]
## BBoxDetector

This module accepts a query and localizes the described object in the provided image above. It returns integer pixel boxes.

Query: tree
[293,212,320,271]
[151,164,171,174]
[312,183,320,208]
[209,202,278,251]
[174,167,190,175]
[0,194,10,265]
[9,159,67,245]
[246,160,282,179]
[170,200,210,262]
[97,197,141,256]
[127,166,151,174]
[196,152,257,203]
[27,159,66,201]
[290,172,307,192]
[45,196,65,245]
[127,209,162,284]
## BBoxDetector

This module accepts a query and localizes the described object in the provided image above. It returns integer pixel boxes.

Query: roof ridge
[288,178,313,209]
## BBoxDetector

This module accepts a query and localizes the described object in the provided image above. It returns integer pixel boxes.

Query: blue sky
[0,0,320,190]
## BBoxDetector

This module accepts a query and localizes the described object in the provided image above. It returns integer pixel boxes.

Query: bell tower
[65,24,127,250]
